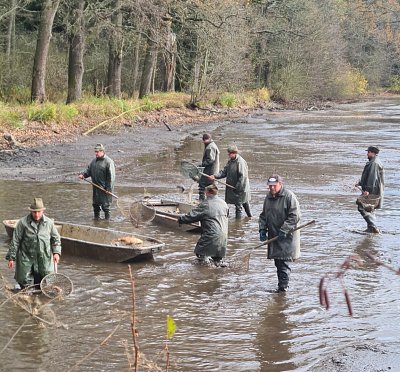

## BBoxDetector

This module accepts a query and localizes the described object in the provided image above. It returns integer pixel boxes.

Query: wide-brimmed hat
[94,143,105,151]
[29,198,46,211]
[267,175,283,185]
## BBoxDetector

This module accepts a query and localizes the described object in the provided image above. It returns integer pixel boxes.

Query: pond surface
[0,98,399,371]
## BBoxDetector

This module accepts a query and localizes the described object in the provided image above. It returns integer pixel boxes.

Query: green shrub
[0,103,23,128]
[27,103,57,122]
[218,93,237,108]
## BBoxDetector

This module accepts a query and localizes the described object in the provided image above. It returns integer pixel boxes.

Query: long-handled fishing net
[180,161,236,189]
[117,197,156,227]
[228,220,316,273]
[40,263,73,299]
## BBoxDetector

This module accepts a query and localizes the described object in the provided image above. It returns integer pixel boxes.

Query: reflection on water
[1,98,400,371]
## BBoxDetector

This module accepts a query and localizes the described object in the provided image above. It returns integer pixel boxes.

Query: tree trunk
[130,33,142,98]
[66,0,85,104]
[107,0,123,98]
[139,32,157,98]
[31,0,60,103]
[6,0,17,59]
[162,18,176,92]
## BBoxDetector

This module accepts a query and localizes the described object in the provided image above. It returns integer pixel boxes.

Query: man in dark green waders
[79,143,116,220]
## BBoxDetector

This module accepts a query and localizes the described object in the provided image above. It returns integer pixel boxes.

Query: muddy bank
[0,108,258,182]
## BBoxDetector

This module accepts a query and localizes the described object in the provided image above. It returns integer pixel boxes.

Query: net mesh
[117,197,156,227]
[227,251,251,274]
[129,200,156,227]
[180,161,200,179]
[356,194,380,210]
[40,273,73,298]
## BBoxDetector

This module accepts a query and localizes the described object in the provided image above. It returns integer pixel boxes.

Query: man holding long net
[208,144,252,218]
[178,184,229,266]
[79,143,116,220]
[198,133,220,201]
[259,175,301,293]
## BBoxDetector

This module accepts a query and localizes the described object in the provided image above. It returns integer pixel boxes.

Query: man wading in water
[79,143,116,220]
[178,184,229,266]
[355,145,384,234]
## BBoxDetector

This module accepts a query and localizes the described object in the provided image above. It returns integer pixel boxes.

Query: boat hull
[147,199,201,233]
[3,219,164,263]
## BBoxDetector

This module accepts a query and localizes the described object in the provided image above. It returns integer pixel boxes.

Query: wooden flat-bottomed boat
[147,199,201,233]
[3,219,164,263]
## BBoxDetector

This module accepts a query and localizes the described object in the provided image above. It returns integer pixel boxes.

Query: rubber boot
[235,205,242,219]
[243,202,252,217]
[93,209,101,220]
[104,210,111,220]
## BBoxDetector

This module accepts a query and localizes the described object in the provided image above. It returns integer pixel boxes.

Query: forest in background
[0,1,399,113]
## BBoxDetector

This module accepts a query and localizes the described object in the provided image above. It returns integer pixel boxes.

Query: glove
[259,230,267,242]
[278,230,287,241]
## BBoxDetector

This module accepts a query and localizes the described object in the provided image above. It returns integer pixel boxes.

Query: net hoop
[40,273,73,299]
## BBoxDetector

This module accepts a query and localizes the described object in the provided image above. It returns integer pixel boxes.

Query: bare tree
[31,0,60,103]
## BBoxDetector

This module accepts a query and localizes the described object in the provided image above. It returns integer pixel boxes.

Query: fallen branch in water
[319,251,400,316]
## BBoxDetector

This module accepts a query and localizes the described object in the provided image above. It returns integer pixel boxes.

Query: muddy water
[1,98,400,371]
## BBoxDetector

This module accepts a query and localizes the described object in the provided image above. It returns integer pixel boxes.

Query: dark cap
[366,146,379,154]
[267,175,283,185]
[202,133,211,141]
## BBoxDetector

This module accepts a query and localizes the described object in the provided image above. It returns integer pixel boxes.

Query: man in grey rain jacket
[6,198,61,289]
[209,144,252,218]
[355,145,384,233]
[259,175,301,292]
[198,133,220,201]
[79,143,116,220]
[178,184,229,266]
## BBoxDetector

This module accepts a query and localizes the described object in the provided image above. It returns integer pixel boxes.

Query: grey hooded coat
[259,187,301,261]
[215,154,251,205]
[179,195,229,258]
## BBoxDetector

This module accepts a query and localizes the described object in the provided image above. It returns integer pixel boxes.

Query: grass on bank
[0,89,272,130]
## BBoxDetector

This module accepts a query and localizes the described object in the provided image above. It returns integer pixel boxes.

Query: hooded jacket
[179,195,229,258]
[215,154,251,204]
[358,155,384,208]
[6,214,62,284]
[259,187,301,261]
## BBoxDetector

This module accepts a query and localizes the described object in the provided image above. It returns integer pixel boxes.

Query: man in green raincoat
[355,145,384,233]
[209,144,252,218]
[79,143,116,220]
[6,198,61,289]
[198,133,220,201]
[259,175,301,292]
[178,184,229,266]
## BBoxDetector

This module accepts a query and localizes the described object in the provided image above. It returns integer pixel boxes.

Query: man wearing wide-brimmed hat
[6,198,62,290]
[355,145,384,233]
[79,143,116,220]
